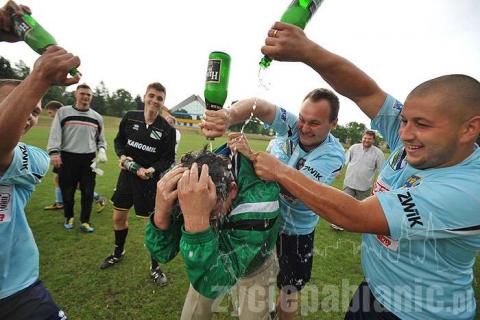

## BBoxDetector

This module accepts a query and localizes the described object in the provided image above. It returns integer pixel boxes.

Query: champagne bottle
[259,0,324,68]
[204,51,231,111]
[123,159,154,178]
[6,1,80,76]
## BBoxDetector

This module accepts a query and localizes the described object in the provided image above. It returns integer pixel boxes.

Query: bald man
[208,22,480,320]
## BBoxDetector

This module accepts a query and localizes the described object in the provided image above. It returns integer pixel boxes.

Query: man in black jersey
[99,82,176,285]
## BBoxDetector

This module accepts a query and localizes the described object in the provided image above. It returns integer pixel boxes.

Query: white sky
[1,0,479,126]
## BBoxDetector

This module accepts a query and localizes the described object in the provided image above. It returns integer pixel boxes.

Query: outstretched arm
[0,45,80,172]
[201,98,276,138]
[262,22,387,119]
[252,151,389,235]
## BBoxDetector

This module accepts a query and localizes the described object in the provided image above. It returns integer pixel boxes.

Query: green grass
[20,115,479,319]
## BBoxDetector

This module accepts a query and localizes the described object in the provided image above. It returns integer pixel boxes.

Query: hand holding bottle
[30,45,81,87]
[0,1,30,42]
[200,108,231,139]
[261,22,317,65]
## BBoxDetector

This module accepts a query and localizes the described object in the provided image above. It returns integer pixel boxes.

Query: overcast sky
[1,0,479,126]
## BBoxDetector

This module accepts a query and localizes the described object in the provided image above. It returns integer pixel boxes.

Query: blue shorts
[0,280,67,320]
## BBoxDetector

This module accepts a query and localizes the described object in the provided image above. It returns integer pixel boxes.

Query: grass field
[20,115,480,319]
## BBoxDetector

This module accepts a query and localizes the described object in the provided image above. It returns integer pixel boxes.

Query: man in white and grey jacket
[47,84,107,232]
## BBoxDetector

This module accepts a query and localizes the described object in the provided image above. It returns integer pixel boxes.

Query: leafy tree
[0,56,19,79]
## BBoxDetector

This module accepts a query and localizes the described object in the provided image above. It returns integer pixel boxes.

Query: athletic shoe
[64,217,74,230]
[95,196,106,213]
[79,222,95,233]
[330,224,344,231]
[150,267,168,286]
[44,203,64,210]
[100,251,125,269]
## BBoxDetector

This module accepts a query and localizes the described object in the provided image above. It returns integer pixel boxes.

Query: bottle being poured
[6,0,80,76]
[259,0,325,69]
[203,51,231,151]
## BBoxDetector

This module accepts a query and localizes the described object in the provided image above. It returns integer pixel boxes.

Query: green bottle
[259,0,324,69]
[204,51,231,111]
[7,1,80,76]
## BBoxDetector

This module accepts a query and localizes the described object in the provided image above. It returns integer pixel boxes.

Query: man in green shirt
[145,146,280,319]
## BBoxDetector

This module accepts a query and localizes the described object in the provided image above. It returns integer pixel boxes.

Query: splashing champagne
[6,0,80,76]
[204,51,231,150]
[259,0,325,69]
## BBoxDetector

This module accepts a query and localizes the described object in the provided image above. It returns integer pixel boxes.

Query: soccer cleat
[64,217,74,230]
[330,223,344,231]
[44,203,64,210]
[100,251,125,269]
[150,267,168,286]
[95,196,106,213]
[79,222,95,233]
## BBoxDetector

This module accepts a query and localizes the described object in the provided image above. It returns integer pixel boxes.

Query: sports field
[21,115,480,319]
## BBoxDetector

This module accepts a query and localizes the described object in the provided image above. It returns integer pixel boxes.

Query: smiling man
[201,90,345,319]
[226,22,480,320]
[100,83,176,286]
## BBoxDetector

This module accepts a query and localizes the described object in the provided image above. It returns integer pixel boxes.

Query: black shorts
[111,170,157,217]
[0,280,67,320]
[276,231,315,291]
[345,281,400,320]
[52,166,59,174]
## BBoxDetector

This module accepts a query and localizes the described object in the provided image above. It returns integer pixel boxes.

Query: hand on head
[155,165,187,217]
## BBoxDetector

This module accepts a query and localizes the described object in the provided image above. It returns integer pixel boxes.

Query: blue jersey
[0,144,49,299]
[269,106,344,235]
[362,95,480,320]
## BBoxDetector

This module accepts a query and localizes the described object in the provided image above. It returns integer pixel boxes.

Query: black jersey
[114,111,175,176]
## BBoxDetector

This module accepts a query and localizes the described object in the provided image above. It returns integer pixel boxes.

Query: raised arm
[0,46,80,172]
[201,98,276,138]
[262,22,387,119]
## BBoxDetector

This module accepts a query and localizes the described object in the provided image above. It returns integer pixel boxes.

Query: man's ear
[229,182,238,201]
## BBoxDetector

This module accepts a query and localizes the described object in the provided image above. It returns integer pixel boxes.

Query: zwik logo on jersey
[0,185,12,223]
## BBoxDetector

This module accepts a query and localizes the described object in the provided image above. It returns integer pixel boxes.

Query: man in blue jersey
[0,45,80,319]
[201,90,345,319]
[225,22,480,320]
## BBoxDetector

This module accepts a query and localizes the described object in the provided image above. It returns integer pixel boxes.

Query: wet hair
[408,74,480,118]
[45,100,63,111]
[180,146,234,202]
[76,83,91,91]
[146,82,166,96]
[303,88,340,123]
[364,130,376,139]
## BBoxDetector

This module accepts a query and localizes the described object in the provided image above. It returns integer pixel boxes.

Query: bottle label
[13,18,32,38]
[206,59,222,83]
[308,0,323,16]
[288,0,322,16]
[205,101,223,111]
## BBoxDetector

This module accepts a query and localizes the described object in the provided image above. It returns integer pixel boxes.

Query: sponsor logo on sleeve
[0,186,12,223]
[388,148,407,171]
[280,108,287,122]
[376,235,398,251]
[397,191,423,227]
[393,100,404,112]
